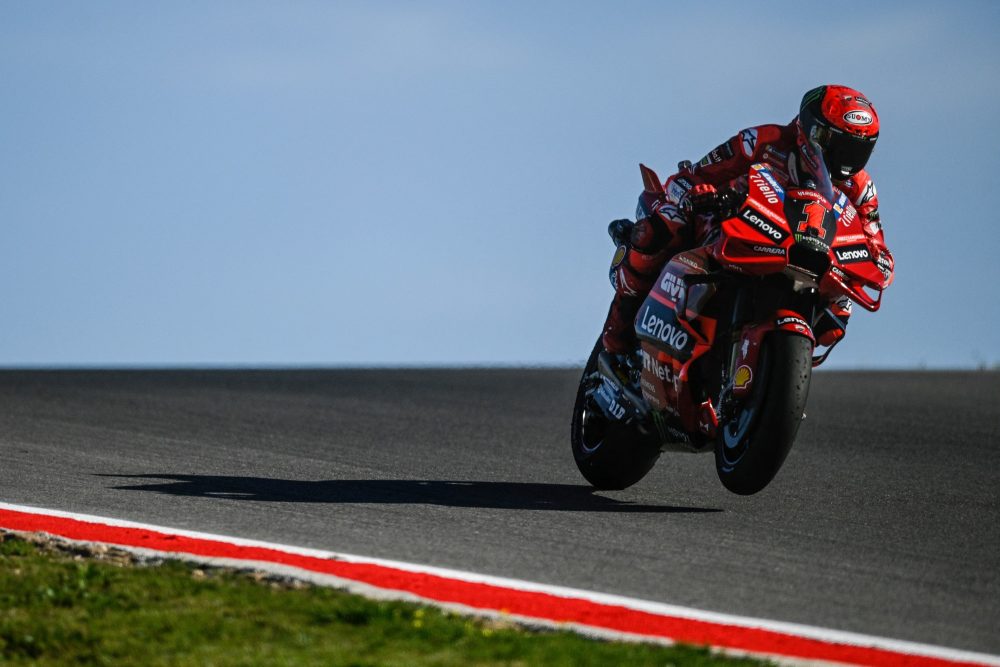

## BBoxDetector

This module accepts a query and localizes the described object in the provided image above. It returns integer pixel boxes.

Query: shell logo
[734,365,753,389]
[612,244,627,267]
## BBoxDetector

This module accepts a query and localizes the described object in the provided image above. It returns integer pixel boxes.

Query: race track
[0,369,997,655]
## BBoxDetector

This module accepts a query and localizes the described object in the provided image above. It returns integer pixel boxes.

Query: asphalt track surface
[0,369,997,656]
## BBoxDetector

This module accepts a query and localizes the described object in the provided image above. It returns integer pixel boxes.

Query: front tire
[571,339,660,490]
[715,332,812,495]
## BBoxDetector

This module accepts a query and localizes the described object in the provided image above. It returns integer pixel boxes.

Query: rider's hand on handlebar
[680,184,719,215]
[715,188,745,218]
[681,184,745,219]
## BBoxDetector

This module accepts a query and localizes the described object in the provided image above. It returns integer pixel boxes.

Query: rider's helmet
[798,85,879,179]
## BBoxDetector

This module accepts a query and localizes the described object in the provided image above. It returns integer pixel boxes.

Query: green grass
[0,534,768,666]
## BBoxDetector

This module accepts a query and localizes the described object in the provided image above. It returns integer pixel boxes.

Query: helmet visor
[824,130,877,178]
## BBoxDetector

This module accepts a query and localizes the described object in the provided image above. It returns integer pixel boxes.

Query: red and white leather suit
[603,120,894,353]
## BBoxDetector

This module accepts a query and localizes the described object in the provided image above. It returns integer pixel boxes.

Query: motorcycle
[570,139,893,495]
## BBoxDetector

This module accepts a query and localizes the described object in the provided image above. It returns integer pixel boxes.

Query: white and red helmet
[798,85,879,178]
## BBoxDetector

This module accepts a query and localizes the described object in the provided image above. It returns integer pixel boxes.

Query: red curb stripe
[0,507,988,667]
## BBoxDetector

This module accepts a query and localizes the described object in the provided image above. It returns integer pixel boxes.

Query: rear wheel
[715,332,812,495]
[571,339,660,490]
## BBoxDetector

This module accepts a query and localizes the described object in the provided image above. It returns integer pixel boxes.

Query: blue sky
[2,1,998,367]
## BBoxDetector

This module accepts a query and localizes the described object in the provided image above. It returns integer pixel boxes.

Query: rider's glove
[681,184,745,220]
[607,218,635,247]
[815,298,851,347]
[680,183,719,215]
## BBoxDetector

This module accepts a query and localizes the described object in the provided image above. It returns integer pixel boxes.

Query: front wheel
[571,339,660,490]
[715,331,812,495]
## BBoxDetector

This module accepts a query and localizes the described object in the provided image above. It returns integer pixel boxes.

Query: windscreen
[797,138,837,204]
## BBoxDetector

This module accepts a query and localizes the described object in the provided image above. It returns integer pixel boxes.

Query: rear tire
[571,339,660,490]
[715,332,812,495]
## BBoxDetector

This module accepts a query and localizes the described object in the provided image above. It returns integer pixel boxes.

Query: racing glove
[681,184,745,219]
[680,184,720,215]
[814,297,851,347]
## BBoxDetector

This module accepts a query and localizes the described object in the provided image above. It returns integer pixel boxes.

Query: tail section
[639,164,665,196]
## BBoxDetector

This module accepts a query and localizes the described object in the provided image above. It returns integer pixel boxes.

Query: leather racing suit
[603,120,895,354]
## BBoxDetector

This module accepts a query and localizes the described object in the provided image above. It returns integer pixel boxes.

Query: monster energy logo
[802,86,825,107]
[651,411,672,446]
[651,411,691,448]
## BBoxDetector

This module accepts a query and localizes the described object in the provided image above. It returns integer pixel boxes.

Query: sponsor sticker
[611,244,627,269]
[843,110,873,126]
[698,141,736,167]
[834,244,871,263]
[734,365,753,389]
[752,244,785,256]
[596,383,627,420]
[763,146,787,163]
[640,349,677,385]
[833,192,848,214]
[876,253,892,279]
[638,304,691,354]
[749,172,783,205]
[777,315,809,329]
[674,253,704,270]
[776,315,810,335]
[658,272,684,302]
[786,188,823,201]
[740,207,790,243]
[759,169,784,194]
[841,204,857,225]
[666,176,693,203]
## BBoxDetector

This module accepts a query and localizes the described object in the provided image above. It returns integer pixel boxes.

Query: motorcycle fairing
[636,163,691,243]
[716,165,794,274]
[635,248,718,445]
[715,164,889,312]
[823,216,889,311]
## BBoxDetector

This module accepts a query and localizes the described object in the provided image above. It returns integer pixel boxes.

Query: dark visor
[824,130,876,178]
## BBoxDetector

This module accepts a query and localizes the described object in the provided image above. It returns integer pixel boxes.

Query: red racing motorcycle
[571,139,893,495]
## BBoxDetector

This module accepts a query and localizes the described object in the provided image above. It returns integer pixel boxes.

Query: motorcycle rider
[602,85,894,355]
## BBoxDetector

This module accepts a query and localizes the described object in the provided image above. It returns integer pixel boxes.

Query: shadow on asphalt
[99,474,721,514]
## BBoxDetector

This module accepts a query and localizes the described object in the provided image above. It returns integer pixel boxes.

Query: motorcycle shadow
[99,474,721,514]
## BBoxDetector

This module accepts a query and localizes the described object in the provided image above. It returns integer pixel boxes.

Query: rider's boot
[814,297,852,347]
[602,295,641,355]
